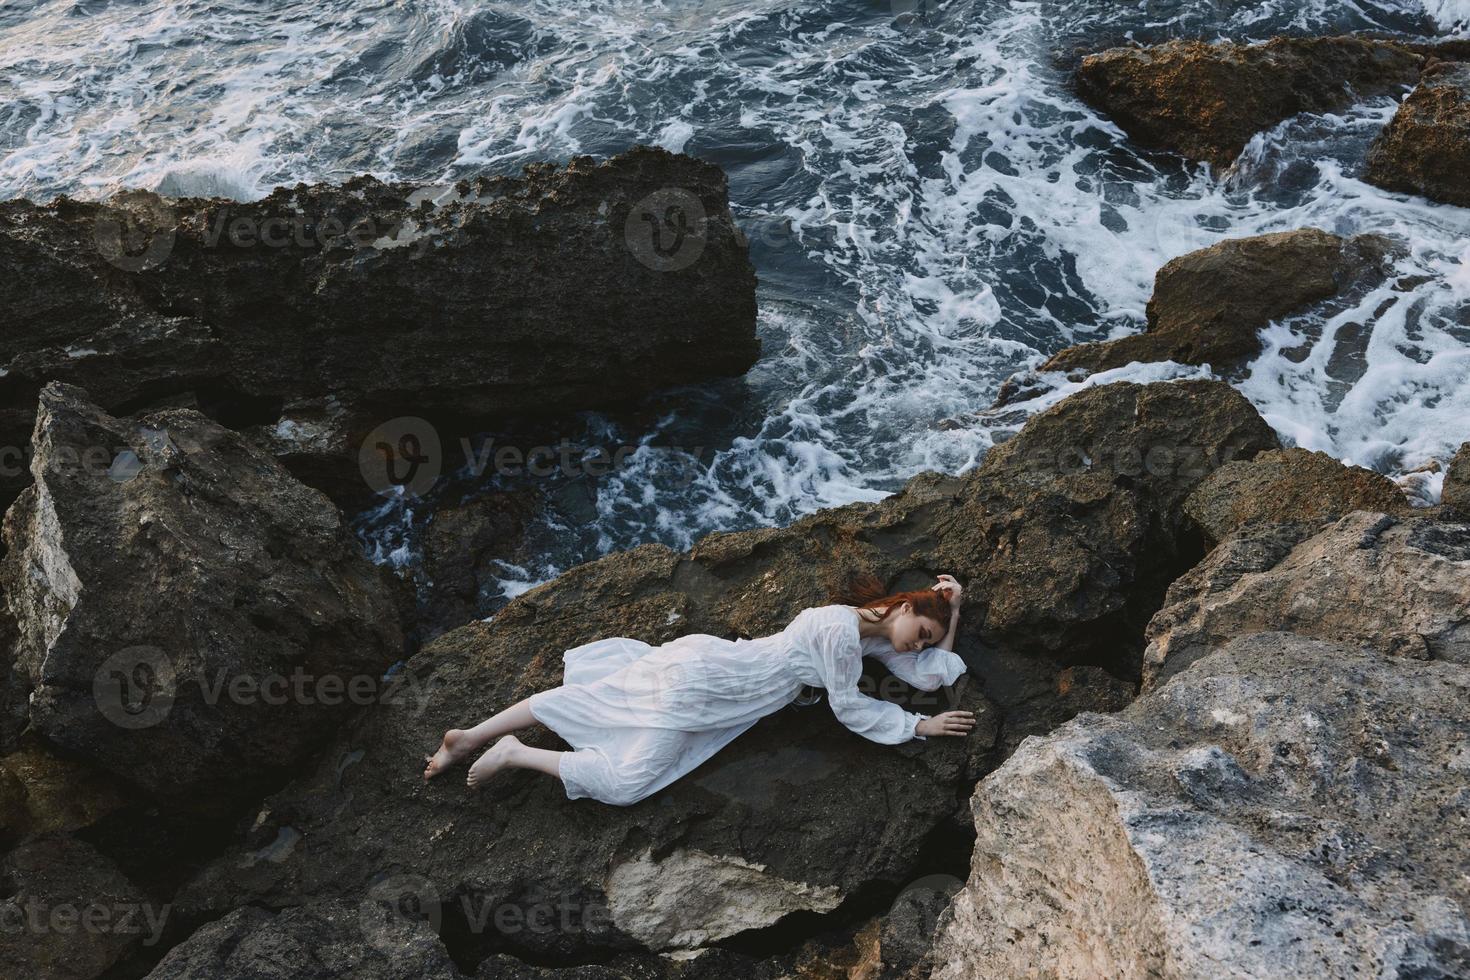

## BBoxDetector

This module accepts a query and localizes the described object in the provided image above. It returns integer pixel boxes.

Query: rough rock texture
[1076,37,1424,168]
[143,902,462,980]
[1144,513,1470,689]
[1365,61,1470,206]
[418,489,541,640]
[1445,441,1470,515]
[996,230,1391,404]
[931,633,1470,980]
[964,380,1278,655]
[0,736,132,845]
[170,380,1270,966]
[1184,446,1410,542]
[0,835,155,980]
[0,146,760,507]
[0,384,404,813]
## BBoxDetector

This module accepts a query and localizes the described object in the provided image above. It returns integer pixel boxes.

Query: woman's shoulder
[790,604,862,642]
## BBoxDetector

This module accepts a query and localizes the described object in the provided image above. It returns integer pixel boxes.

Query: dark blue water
[2,0,1466,605]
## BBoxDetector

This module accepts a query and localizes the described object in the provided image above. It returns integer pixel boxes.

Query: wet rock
[931,632,1470,980]
[1445,441,1470,515]
[958,379,1278,655]
[0,835,157,980]
[996,230,1391,404]
[1144,512,1470,689]
[419,489,542,640]
[0,384,404,815]
[169,379,1267,964]
[143,902,462,980]
[1183,446,1410,542]
[1365,61,1470,207]
[0,146,760,509]
[1077,36,1424,168]
[0,736,132,845]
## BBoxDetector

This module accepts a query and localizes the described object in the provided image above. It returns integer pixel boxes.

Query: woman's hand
[916,710,976,737]
[932,573,963,611]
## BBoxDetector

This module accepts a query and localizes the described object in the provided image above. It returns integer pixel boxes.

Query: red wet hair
[829,571,952,625]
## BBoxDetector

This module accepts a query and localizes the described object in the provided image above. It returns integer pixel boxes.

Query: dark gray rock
[933,633,1470,979]
[0,146,760,508]
[169,379,1271,964]
[144,902,462,980]
[0,835,157,980]
[0,384,404,814]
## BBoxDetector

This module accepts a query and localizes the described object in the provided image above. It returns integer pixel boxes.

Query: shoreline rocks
[1365,60,1470,206]
[164,378,1272,966]
[1183,446,1411,543]
[931,632,1470,979]
[1144,512,1470,689]
[0,146,761,509]
[1076,37,1424,169]
[0,384,404,814]
[996,230,1391,407]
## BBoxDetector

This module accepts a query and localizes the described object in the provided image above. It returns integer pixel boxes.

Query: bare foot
[466,735,522,791]
[423,729,473,781]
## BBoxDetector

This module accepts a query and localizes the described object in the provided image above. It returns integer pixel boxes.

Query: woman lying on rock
[422,574,976,805]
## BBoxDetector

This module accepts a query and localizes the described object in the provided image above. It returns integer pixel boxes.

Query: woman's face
[888,602,946,653]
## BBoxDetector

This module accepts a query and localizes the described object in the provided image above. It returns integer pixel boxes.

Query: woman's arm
[933,574,963,652]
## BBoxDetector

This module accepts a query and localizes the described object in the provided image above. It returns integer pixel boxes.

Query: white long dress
[526,603,967,806]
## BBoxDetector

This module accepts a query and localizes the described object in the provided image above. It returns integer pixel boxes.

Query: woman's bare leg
[424,698,539,780]
[466,735,564,790]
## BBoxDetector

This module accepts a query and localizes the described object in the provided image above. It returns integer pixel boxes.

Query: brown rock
[995,230,1390,404]
[1183,446,1410,542]
[1077,37,1423,169]
[1365,61,1470,206]
[0,737,132,844]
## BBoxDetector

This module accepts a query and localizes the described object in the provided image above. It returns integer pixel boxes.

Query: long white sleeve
[860,636,967,691]
[811,621,928,744]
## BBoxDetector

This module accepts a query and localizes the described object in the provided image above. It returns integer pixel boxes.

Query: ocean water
[2,0,1467,606]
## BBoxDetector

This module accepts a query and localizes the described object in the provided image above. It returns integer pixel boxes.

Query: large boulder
[1076,37,1424,168]
[168,379,1272,967]
[0,835,158,980]
[997,230,1390,404]
[953,379,1278,657]
[1365,61,1470,207]
[1183,446,1410,542]
[0,384,404,814]
[1144,513,1470,689]
[143,902,462,980]
[931,633,1470,980]
[0,146,760,507]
